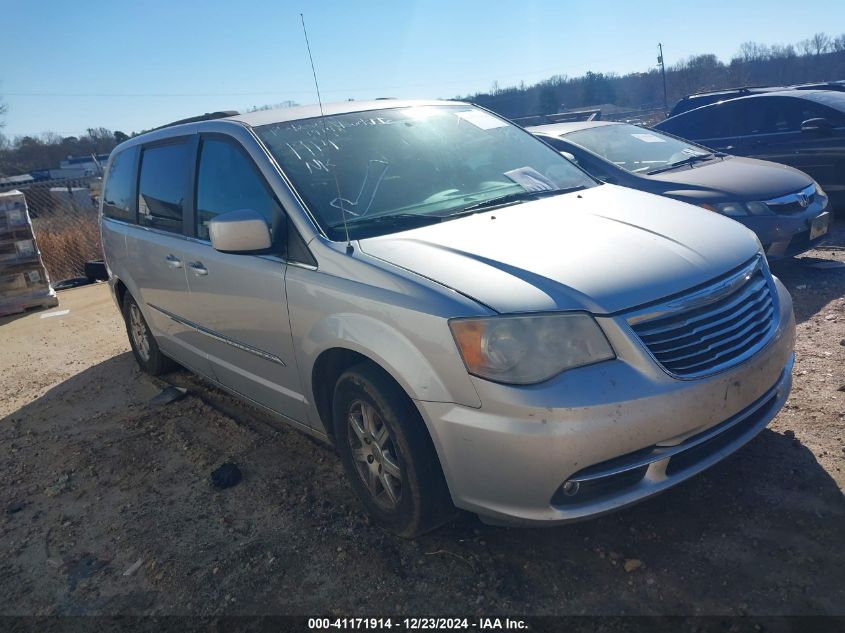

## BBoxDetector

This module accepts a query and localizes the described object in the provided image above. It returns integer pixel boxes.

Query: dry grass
[31,212,102,282]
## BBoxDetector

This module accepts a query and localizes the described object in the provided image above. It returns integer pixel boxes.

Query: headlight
[701,201,773,217]
[449,313,615,384]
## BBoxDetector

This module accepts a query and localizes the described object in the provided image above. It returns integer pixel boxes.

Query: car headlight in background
[449,313,615,384]
[700,201,773,217]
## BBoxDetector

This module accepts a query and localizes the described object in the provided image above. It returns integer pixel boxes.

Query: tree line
[464,32,845,119]
[1,33,844,176]
[0,127,128,178]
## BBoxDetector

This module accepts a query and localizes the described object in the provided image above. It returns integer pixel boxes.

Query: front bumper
[417,278,795,526]
[743,199,832,259]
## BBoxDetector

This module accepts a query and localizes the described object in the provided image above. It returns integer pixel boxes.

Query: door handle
[188,261,208,276]
[165,254,182,269]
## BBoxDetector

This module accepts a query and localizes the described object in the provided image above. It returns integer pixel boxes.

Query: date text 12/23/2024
[308,618,528,630]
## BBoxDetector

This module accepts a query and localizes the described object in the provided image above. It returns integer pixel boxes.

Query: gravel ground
[1,224,843,617]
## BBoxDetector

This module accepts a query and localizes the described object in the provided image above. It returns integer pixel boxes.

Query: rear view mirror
[801,118,832,133]
[559,151,576,162]
[209,209,273,254]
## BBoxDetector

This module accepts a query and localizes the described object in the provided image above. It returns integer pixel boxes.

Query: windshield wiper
[457,186,585,215]
[646,153,722,175]
[329,213,443,231]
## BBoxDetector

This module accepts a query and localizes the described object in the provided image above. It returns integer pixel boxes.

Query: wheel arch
[113,277,129,310]
[303,312,480,439]
[312,347,365,444]
[312,347,416,446]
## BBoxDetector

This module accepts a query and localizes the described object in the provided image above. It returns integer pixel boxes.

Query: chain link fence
[0,176,103,282]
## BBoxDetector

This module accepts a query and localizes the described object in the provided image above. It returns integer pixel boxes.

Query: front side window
[255,105,596,240]
[102,146,138,222]
[138,141,189,233]
[195,138,283,241]
[747,97,840,133]
[800,92,845,125]
[563,124,712,174]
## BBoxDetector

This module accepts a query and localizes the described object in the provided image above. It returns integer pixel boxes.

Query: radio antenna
[300,13,352,253]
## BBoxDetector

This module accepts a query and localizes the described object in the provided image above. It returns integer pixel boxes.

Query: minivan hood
[359,184,760,315]
[648,155,813,201]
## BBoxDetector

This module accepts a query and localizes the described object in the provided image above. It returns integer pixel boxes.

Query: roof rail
[683,85,778,98]
[152,111,239,131]
[791,81,845,91]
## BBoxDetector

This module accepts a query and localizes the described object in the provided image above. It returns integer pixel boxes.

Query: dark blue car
[655,90,845,214]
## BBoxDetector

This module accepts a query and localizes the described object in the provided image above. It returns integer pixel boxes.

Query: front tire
[333,363,456,538]
[122,293,176,376]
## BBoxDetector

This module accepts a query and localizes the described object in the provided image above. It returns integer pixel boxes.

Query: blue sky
[1,0,843,137]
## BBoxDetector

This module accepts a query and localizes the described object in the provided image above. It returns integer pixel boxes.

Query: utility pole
[657,43,668,115]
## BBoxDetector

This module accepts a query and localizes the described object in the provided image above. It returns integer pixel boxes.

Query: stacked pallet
[0,190,58,317]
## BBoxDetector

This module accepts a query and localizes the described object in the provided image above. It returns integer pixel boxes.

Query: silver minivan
[100,100,795,537]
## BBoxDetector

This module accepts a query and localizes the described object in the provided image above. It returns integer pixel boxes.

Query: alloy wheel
[129,303,151,362]
[347,399,403,510]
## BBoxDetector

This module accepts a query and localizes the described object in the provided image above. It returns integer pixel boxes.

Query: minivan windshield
[255,105,596,240]
[564,124,715,175]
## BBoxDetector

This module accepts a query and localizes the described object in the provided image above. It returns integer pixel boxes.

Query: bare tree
[833,34,845,53]
[800,32,832,56]
[812,32,832,55]
[0,96,7,129]
[738,41,770,63]
[40,131,63,145]
[769,44,796,59]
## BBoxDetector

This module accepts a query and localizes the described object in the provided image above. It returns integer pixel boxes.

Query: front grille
[768,198,814,214]
[764,183,817,215]
[629,258,776,378]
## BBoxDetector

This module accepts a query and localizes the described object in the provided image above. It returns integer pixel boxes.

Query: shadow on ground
[771,221,844,324]
[2,350,844,616]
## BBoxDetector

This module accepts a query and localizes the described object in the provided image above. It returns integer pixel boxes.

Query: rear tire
[333,362,456,538]
[122,293,177,376]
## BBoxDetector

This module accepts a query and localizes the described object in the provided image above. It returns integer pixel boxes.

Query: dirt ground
[1,225,844,618]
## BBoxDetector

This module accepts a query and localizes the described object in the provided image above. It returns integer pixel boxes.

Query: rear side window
[138,141,190,233]
[747,97,845,132]
[195,137,282,241]
[661,103,742,140]
[102,147,138,222]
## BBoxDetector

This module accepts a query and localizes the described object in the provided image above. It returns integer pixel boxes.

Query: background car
[529,121,832,259]
[668,86,785,118]
[655,90,845,213]
[668,81,845,118]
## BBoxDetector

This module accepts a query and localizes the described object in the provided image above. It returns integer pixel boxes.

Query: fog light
[562,480,580,497]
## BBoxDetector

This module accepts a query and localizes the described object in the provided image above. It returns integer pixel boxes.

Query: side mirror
[801,118,832,133]
[209,209,273,254]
